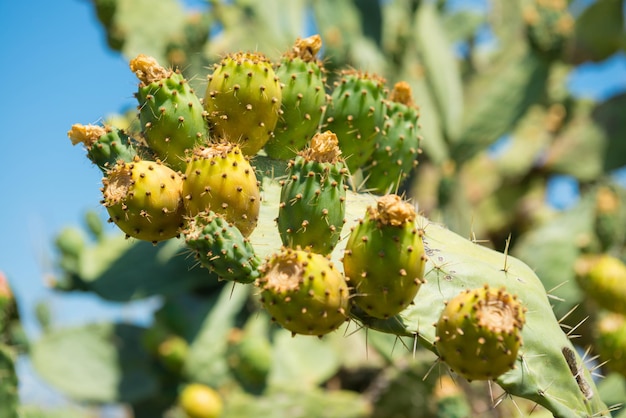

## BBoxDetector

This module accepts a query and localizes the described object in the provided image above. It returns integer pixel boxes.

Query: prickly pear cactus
[434,285,526,381]
[324,70,387,173]
[178,383,223,418]
[277,131,348,255]
[265,35,327,160]
[130,54,208,171]
[68,123,138,172]
[182,143,261,237]
[184,211,262,284]
[343,194,425,319]
[362,81,422,194]
[595,312,626,378]
[576,254,626,314]
[101,157,185,243]
[256,247,350,337]
[205,52,282,156]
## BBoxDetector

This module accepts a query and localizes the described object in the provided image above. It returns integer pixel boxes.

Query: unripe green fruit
[257,248,350,337]
[183,143,261,237]
[68,123,138,173]
[101,157,186,243]
[576,254,626,314]
[179,383,223,418]
[343,194,425,319]
[435,285,526,381]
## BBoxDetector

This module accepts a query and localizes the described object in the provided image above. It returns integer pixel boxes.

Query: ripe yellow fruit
[179,383,223,418]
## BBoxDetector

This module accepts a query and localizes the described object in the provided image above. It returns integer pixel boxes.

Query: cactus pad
[434,285,526,381]
[257,248,350,337]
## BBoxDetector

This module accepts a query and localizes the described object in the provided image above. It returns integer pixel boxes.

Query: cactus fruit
[68,123,138,173]
[342,194,426,319]
[101,156,185,243]
[178,383,223,418]
[184,211,262,284]
[362,82,422,194]
[434,285,526,381]
[226,315,272,393]
[256,247,350,337]
[182,143,261,237]
[130,54,207,171]
[576,254,626,314]
[593,185,622,252]
[595,312,626,377]
[205,52,282,156]
[277,131,348,255]
[523,0,574,59]
[264,35,327,160]
[324,70,387,173]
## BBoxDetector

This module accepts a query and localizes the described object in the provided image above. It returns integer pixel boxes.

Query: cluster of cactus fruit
[63,33,615,418]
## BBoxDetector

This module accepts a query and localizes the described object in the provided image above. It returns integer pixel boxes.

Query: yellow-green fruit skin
[102,159,185,242]
[576,254,626,314]
[435,286,526,381]
[257,248,350,337]
[595,312,626,377]
[179,383,223,418]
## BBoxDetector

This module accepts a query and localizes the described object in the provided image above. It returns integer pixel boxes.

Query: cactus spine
[362,82,422,194]
[277,131,348,255]
[256,248,350,337]
[205,52,282,156]
[130,54,208,172]
[434,285,526,381]
[343,194,426,319]
[101,156,185,243]
[182,143,261,237]
[265,35,327,160]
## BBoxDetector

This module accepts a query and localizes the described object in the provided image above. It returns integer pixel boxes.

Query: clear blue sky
[0,0,625,406]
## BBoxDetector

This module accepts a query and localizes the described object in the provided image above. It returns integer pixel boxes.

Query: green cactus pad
[434,285,526,381]
[277,131,348,255]
[325,70,387,173]
[184,211,262,284]
[362,82,422,194]
[265,35,327,160]
[576,253,626,314]
[101,157,185,243]
[257,248,350,337]
[182,143,261,237]
[130,54,207,171]
[205,51,282,156]
[343,194,426,319]
[68,123,138,173]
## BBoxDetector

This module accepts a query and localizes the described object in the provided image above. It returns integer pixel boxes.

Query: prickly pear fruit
[434,285,526,381]
[182,143,260,237]
[130,54,207,171]
[101,156,185,243]
[595,312,626,377]
[179,383,223,418]
[576,254,626,314]
[362,82,422,194]
[593,185,622,252]
[277,131,348,255]
[205,52,282,155]
[142,324,188,374]
[324,70,387,172]
[343,194,425,319]
[184,211,262,284]
[68,123,138,173]
[265,35,327,159]
[523,0,573,59]
[257,248,350,337]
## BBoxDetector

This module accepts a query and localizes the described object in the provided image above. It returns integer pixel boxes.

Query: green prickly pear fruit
[433,375,472,418]
[324,70,387,173]
[434,285,526,381]
[593,186,622,252]
[142,324,189,374]
[595,312,626,377]
[101,156,186,243]
[576,254,626,314]
[362,82,422,194]
[182,143,261,237]
[265,35,327,160]
[130,54,208,171]
[256,247,350,337]
[277,131,348,255]
[184,211,262,284]
[179,383,223,418]
[523,0,573,60]
[68,123,138,173]
[205,51,282,156]
[342,194,425,319]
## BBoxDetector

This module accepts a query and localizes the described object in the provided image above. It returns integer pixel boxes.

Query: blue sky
[1,0,625,407]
